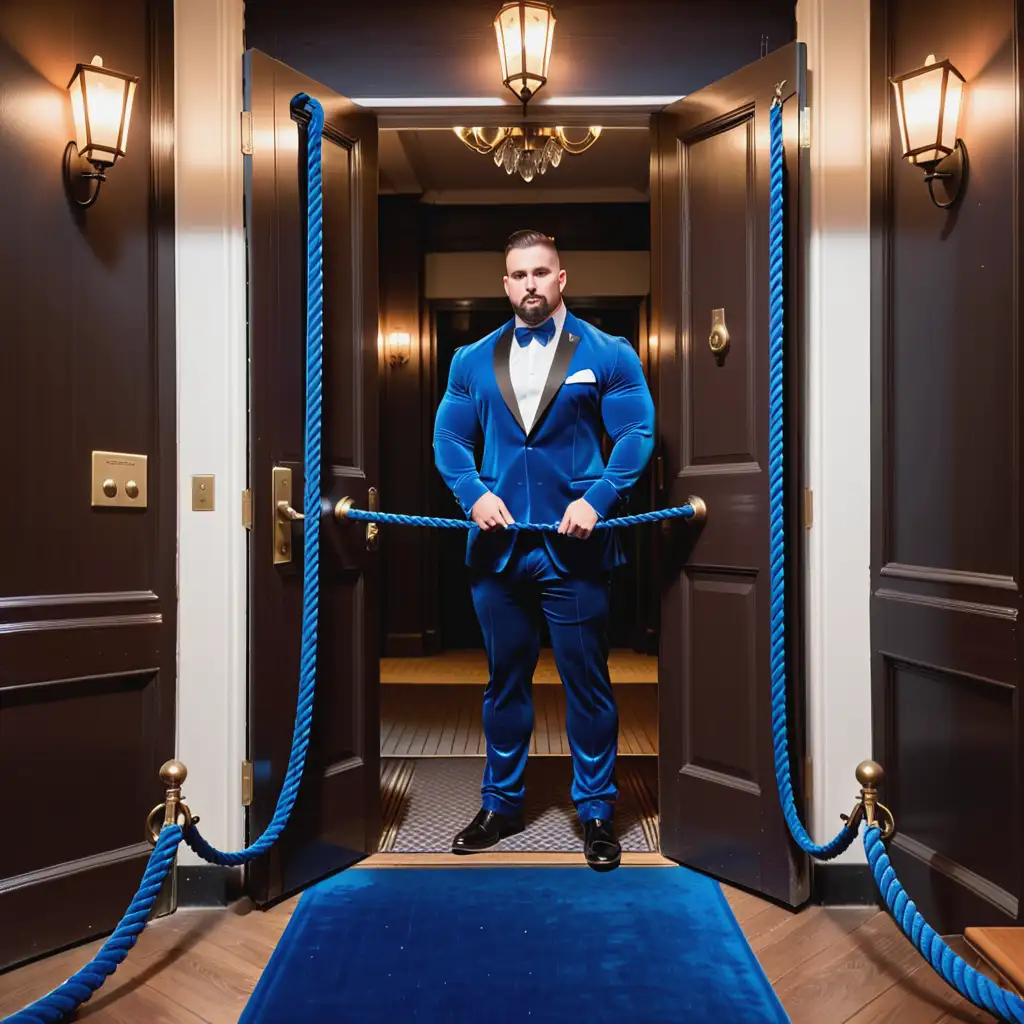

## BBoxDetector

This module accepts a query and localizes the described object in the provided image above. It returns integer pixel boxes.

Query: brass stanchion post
[146,759,197,844]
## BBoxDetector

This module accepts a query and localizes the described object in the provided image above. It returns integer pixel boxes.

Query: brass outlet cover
[192,474,215,511]
[91,451,148,508]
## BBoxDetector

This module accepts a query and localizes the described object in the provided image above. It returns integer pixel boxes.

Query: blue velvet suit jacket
[432,308,656,575]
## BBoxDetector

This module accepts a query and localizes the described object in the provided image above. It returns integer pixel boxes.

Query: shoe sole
[585,852,621,872]
[451,821,526,854]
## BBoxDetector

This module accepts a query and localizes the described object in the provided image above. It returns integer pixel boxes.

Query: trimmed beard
[513,294,554,326]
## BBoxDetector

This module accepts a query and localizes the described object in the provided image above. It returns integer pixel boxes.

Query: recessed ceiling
[379,127,650,203]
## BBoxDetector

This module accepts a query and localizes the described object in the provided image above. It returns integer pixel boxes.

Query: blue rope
[343,504,695,531]
[183,91,326,867]
[767,100,856,861]
[865,828,1024,1022]
[4,826,182,1024]
[769,95,1024,1023]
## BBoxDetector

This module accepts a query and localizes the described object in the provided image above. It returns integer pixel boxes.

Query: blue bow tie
[514,319,556,347]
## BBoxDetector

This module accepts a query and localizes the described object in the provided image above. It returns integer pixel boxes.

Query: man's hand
[558,498,599,539]
[470,491,515,531]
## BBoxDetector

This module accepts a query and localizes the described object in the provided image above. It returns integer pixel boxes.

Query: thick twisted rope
[767,98,856,861]
[183,91,326,866]
[4,825,183,1024]
[865,828,1024,1022]
[770,93,1022,1022]
[343,504,695,531]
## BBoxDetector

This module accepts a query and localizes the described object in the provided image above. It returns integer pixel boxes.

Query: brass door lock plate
[708,308,730,366]
[366,487,379,551]
[273,466,305,565]
[91,451,148,508]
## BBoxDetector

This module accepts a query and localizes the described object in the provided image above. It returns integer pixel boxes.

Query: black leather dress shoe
[583,818,621,871]
[451,808,525,853]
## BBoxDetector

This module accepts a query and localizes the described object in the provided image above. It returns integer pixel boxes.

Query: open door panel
[651,41,810,907]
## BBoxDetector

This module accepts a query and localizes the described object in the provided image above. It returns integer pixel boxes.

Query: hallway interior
[0,864,997,1024]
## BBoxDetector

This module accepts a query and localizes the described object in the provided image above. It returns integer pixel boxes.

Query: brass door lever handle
[276,500,305,522]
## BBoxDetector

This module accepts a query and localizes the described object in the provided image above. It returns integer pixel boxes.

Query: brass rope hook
[146,759,198,844]
[840,759,896,841]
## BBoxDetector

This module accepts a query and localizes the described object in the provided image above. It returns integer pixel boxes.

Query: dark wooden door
[244,49,380,905]
[870,0,1021,934]
[0,0,177,970]
[652,41,810,905]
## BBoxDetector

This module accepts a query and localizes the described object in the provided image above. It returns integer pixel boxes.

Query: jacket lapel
[493,324,527,434]
[528,330,579,438]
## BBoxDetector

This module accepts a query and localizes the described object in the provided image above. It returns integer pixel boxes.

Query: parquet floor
[0,856,998,1023]
[381,682,658,756]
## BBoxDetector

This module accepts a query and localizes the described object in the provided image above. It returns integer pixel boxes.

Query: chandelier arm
[553,127,601,155]
[453,127,505,155]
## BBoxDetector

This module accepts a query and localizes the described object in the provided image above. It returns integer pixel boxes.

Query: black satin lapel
[493,325,527,434]
[529,332,580,438]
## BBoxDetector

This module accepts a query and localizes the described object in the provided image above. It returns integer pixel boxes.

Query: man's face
[503,244,566,325]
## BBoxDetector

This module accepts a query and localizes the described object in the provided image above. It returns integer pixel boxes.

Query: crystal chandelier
[454,125,602,182]
[452,2,602,182]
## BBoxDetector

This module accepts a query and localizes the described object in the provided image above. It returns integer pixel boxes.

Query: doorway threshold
[358,851,674,868]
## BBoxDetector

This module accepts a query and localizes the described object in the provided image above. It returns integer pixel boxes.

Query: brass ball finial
[159,759,188,787]
[855,759,884,789]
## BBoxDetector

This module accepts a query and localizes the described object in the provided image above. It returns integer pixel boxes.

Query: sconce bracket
[923,138,968,210]
[63,142,105,209]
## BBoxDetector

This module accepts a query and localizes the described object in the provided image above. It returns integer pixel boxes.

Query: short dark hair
[505,229,558,256]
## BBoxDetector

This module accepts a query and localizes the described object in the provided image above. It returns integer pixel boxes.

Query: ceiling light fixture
[453,2,602,182]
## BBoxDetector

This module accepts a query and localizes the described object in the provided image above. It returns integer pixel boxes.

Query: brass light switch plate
[91,451,148,508]
[192,475,215,511]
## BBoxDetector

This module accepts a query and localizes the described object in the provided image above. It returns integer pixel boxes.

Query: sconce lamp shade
[385,332,411,366]
[494,1,556,103]
[68,55,138,167]
[890,54,965,167]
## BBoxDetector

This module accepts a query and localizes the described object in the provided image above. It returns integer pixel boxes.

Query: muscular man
[432,230,655,870]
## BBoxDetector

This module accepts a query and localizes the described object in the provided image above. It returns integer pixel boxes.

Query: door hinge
[799,106,811,149]
[240,110,253,155]
[803,487,813,529]
[656,454,665,492]
[241,488,253,530]
[241,760,254,806]
[804,755,813,804]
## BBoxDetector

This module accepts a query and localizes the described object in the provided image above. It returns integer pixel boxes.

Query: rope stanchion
[767,84,1022,1023]
[3,91,331,1023]
[183,89,326,867]
[4,826,183,1024]
[766,92,858,862]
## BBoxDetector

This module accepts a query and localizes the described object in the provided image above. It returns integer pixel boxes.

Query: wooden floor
[0,856,999,1023]
[381,648,658,685]
[381,682,658,756]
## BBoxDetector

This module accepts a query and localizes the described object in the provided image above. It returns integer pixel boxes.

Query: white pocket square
[565,368,597,385]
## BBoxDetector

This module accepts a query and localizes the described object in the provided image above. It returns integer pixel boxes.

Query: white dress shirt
[510,300,566,433]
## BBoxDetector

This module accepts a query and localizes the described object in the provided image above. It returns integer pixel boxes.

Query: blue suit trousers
[470,534,617,824]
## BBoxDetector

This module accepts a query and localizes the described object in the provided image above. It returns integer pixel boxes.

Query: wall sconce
[494,1,556,106]
[890,53,967,209]
[385,332,411,367]
[64,55,139,209]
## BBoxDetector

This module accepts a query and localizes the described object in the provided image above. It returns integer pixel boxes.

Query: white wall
[174,0,247,865]
[796,0,873,864]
